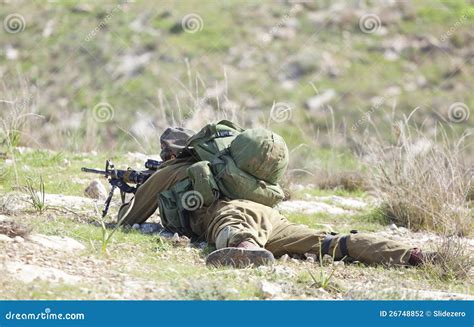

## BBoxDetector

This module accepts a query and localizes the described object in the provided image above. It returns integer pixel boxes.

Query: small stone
[279,254,290,262]
[0,234,13,242]
[171,233,180,243]
[305,89,336,112]
[84,179,107,200]
[29,234,85,252]
[333,261,345,268]
[273,265,296,278]
[13,236,24,243]
[132,224,140,230]
[140,223,161,234]
[260,280,282,299]
[322,254,333,265]
[315,287,330,296]
[306,257,315,263]
[305,253,318,261]
[197,242,207,249]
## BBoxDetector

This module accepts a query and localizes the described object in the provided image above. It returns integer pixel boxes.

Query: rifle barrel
[81,167,108,175]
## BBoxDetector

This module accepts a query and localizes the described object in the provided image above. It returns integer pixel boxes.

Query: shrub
[362,120,472,236]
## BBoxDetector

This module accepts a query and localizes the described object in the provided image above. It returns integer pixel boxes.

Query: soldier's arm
[117,159,192,225]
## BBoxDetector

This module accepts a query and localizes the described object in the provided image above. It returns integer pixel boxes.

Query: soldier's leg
[201,200,279,267]
[266,217,415,265]
[202,200,279,248]
[117,160,191,225]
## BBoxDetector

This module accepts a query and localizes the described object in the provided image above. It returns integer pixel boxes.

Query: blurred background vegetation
[0,0,473,176]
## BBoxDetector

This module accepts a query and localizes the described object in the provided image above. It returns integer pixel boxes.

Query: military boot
[408,248,439,266]
[206,241,275,268]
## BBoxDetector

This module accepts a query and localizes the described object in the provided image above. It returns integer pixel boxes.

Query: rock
[111,52,153,78]
[322,254,333,266]
[84,179,107,200]
[277,200,350,215]
[13,236,24,243]
[5,45,18,60]
[333,261,345,268]
[280,52,318,81]
[0,219,30,237]
[260,280,282,299]
[315,287,330,297]
[384,49,399,61]
[273,265,296,278]
[197,242,207,249]
[42,19,55,38]
[389,223,398,231]
[0,214,11,222]
[279,254,290,262]
[305,89,336,113]
[29,234,85,253]
[171,233,180,243]
[44,194,95,211]
[320,51,343,77]
[305,253,318,261]
[132,224,140,230]
[139,223,162,234]
[0,234,13,242]
[6,262,81,284]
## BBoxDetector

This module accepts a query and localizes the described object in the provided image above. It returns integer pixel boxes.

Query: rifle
[81,159,162,218]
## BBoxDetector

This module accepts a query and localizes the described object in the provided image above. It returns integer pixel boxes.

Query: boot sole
[206,247,275,268]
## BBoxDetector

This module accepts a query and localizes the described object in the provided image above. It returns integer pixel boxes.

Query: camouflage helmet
[160,127,195,160]
[229,128,289,184]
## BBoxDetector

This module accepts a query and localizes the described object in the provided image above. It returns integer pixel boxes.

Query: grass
[1,204,471,300]
[286,208,388,234]
[1,1,473,152]
[24,175,47,214]
[362,120,472,236]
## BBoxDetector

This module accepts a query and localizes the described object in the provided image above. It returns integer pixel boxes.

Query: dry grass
[422,237,473,281]
[361,117,472,237]
[313,170,368,192]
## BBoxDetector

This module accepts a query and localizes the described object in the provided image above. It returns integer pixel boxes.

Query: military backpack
[158,120,289,234]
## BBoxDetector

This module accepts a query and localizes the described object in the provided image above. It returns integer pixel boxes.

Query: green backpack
[186,120,243,161]
[157,120,289,234]
[186,120,289,207]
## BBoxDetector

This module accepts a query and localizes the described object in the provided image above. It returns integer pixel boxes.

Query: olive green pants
[118,160,413,265]
[190,199,412,265]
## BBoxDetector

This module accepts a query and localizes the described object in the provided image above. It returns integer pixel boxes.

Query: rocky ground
[1,187,472,300]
